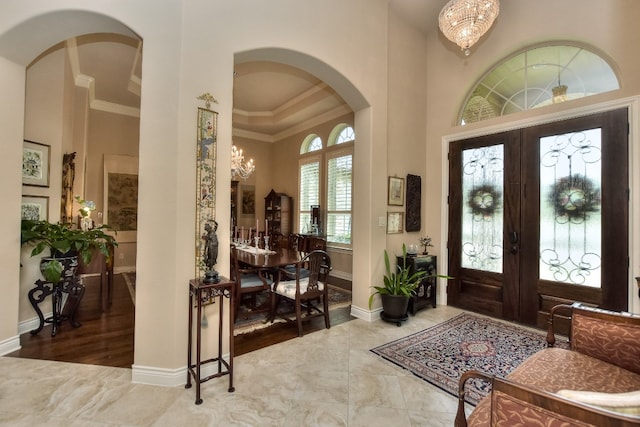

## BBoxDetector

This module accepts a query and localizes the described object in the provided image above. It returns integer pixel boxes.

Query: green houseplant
[21,219,118,283]
[368,244,427,319]
[369,244,451,321]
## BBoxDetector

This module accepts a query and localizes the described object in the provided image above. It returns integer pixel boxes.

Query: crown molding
[66,36,141,118]
[233,104,352,143]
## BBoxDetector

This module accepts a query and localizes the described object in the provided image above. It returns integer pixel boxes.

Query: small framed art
[388,176,404,206]
[387,212,404,234]
[22,140,50,187]
[21,195,49,220]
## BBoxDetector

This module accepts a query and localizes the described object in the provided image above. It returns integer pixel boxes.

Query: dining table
[233,245,303,270]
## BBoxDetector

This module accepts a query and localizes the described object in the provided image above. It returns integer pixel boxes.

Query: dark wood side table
[397,255,437,315]
[185,278,236,404]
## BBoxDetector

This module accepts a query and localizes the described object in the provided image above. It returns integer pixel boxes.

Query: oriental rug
[234,285,351,335]
[370,313,569,405]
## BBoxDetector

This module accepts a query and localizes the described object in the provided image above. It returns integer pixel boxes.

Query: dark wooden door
[447,108,629,327]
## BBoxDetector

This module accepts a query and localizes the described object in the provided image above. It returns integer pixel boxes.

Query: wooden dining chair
[270,250,332,337]
[230,244,273,322]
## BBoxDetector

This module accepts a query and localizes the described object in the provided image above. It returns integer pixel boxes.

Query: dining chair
[270,250,332,337]
[230,244,273,322]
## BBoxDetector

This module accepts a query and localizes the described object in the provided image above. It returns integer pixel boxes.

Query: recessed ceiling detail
[233,61,351,142]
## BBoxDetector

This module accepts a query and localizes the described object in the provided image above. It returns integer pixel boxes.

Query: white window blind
[299,160,320,232]
[327,153,352,244]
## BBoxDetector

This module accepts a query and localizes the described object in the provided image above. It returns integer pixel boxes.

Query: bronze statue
[203,220,219,283]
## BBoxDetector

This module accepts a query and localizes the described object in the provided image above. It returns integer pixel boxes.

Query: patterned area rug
[370,313,569,405]
[234,285,351,335]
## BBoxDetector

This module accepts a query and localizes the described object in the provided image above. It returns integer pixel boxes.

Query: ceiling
[37,3,618,139]
[39,2,446,142]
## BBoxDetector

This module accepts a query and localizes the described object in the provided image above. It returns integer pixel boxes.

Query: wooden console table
[185,278,236,404]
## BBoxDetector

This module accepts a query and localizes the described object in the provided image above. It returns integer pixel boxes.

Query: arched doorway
[233,48,374,323]
[0,10,141,366]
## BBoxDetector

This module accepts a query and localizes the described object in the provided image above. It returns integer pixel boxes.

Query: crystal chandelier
[231,144,255,180]
[438,0,500,56]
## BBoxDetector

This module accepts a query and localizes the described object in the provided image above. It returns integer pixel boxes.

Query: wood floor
[7,273,354,367]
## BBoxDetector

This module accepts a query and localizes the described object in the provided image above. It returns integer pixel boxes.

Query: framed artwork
[241,185,256,216]
[387,212,404,234]
[104,154,138,243]
[22,140,50,187]
[21,195,49,220]
[405,174,421,232]
[388,176,404,206]
[195,104,218,281]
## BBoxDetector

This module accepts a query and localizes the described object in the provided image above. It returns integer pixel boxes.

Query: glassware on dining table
[263,236,270,251]
[254,236,261,249]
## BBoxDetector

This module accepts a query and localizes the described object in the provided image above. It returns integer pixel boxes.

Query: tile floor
[0,305,469,426]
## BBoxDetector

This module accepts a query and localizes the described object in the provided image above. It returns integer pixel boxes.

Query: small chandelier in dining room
[438,0,500,56]
[231,144,255,180]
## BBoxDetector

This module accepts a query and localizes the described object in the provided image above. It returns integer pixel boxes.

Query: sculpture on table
[203,220,220,283]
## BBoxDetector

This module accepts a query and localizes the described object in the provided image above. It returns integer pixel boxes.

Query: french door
[447,109,629,327]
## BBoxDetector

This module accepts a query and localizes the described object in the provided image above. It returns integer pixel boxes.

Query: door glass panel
[539,128,602,287]
[461,145,504,273]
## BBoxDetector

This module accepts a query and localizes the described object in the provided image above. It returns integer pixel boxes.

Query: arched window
[300,134,323,154]
[329,124,355,146]
[298,124,354,247]
[460,44,619,125]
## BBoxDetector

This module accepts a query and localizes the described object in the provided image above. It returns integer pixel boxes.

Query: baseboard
[350,304,380,322]
[0,334,21,356]
[132,353,231,388]
[18,313,54,335]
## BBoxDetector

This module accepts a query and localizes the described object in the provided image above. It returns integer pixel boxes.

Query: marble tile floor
[0,305,470,426]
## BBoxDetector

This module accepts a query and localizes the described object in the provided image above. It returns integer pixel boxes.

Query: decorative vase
[40,254,79,283]
[80,216,93,231]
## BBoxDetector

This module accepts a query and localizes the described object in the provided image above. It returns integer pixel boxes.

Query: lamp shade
[439,0,500,55]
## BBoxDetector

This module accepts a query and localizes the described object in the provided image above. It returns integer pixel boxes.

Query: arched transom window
[460,44,620,125]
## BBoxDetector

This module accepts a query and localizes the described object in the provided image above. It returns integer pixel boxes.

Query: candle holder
[264,236,270,251]
[254,236,261,248]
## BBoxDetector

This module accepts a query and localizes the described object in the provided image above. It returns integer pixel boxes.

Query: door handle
[509,231,518,254]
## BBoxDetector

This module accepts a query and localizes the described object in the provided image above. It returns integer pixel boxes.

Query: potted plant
[21,219,118,284]
[368,244,427,322]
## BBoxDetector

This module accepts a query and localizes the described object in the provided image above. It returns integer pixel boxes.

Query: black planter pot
[380,294,409,326]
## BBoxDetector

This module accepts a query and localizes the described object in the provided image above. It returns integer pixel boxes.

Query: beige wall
[20,47,66,324]
[1,0,639,385]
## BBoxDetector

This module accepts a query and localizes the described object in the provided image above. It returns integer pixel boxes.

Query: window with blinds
[327,152,352,244]
[298,124,354,248]
[299,159,320,232]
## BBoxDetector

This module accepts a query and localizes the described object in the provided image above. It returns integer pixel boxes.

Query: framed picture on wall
[22,140,50,187]
[388,176,404,206]
[387,212,404,234]
[21,195,48,220]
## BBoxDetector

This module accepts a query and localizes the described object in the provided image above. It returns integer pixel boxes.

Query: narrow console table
[28,277,85,337]
[185,278,236,404]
